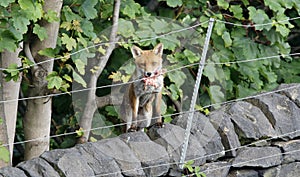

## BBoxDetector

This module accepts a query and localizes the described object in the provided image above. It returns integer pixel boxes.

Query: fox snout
[144,71,153,77]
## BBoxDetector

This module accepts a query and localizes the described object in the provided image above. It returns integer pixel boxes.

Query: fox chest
[133,76,163,106]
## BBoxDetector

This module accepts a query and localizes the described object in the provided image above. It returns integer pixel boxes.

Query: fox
[121,43,165,132]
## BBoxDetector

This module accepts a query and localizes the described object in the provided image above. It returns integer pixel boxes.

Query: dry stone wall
[1,83,300,177]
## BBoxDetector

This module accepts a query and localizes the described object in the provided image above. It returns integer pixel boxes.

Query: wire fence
[1,15,300,176]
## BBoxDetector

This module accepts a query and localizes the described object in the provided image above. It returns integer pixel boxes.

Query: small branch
[165,89,182,113]
[95,0,120,77]
[24,43,36,64]
[96,95,122,108]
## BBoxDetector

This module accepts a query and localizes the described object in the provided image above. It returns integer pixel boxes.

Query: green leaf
[248,6,272,30]
[166,0,182,8]
[73,70,87,88]
[44,10,59,22]
[61,33,76,51]
[33,24,48,41]
[275,24,290,37]
[222,31,232,47]
[4,63,19,82]
[264,0,282,12]
[63,74,72,82]
[121,0,141,18]
[118,19,135,38]
[12,15,30,34]
[46,72,63,89]
[184,49,199,63]
[38,48,56,58]
[167,70,186,88]
[62,6,81,22]
[19,0,43,21]
[151,18,170,34]
[208,85,225,107]
[0,0,14,7]
[214,22,226,36]
[0,30,17,52]
[80,0,98,20]
[229,5,244,20]
[74,59,86,75]
[105,106,119,117]
[81,20,96,39]
[0,146,10,163]
[217,0,229,10]
[167,84,181,100]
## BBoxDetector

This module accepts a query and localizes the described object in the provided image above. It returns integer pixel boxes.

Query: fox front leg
[153,92,163,128]
[128,95,139,132]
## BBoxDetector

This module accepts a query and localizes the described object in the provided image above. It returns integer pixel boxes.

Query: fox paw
[155,122,164,128]
[128,125,137,132]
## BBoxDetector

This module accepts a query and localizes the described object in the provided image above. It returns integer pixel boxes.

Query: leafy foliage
[1,0,300,164]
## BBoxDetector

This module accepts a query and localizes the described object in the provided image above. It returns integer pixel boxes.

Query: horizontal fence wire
[0,15,298,72]
[1,84,298,148]
[0,51,299,104]
[95,128,300,177]
[1,16,300,175]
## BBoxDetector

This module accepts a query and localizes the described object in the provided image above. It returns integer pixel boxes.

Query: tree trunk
[1,45,23,164]
[0,59,10,168]
[23,0,62,160]
[78,0,120,143]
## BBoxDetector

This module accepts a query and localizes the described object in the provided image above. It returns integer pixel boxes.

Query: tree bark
[23,0,62,160]
[78,0,120,143]
[0,59,10,168]
[1,45,23,164]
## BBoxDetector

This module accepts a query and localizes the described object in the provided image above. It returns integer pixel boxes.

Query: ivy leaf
[19,0,43,21]
[61,33,76,51]
[165,0,182,8]
[118,19,135,38]
[81,20,96,39]
[4,63,19,82]
[208,85,225,107]
[229,5,244,20]
[33,24,48,41]
[0,30,17,52]
[38,48,56,58]
[80,0,98,20]
[46,72,63,89]
[44,10,59,23]
[248,6,272,30]
[183,49,199,63]
[214,22,226,36]
[167,70,186,88]
[264,0,282,12]
[62,6,81,22]
[151,18,170,34]
[12,15,30,34]
[217,0,229,10]
[73,70,87,88]
[74,59,86,75]
[63,74,72,82]
[167,84,181,100]
[275,24,290,37]
[122,0,141,18]
[105,106,119,117]
[0,0,14,7]
[222,31,232,47]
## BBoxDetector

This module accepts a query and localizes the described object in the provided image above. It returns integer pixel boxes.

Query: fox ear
[131,45,143,58]
[153,43,163,57]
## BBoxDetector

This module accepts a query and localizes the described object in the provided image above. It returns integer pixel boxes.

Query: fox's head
[131,43,164,78]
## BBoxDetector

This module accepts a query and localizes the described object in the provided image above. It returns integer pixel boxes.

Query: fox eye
[152,61,158,65]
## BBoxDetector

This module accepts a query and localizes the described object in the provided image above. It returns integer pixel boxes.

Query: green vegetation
[0,0,299,165]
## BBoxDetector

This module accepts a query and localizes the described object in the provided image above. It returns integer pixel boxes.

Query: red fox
[121,43,165,132]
